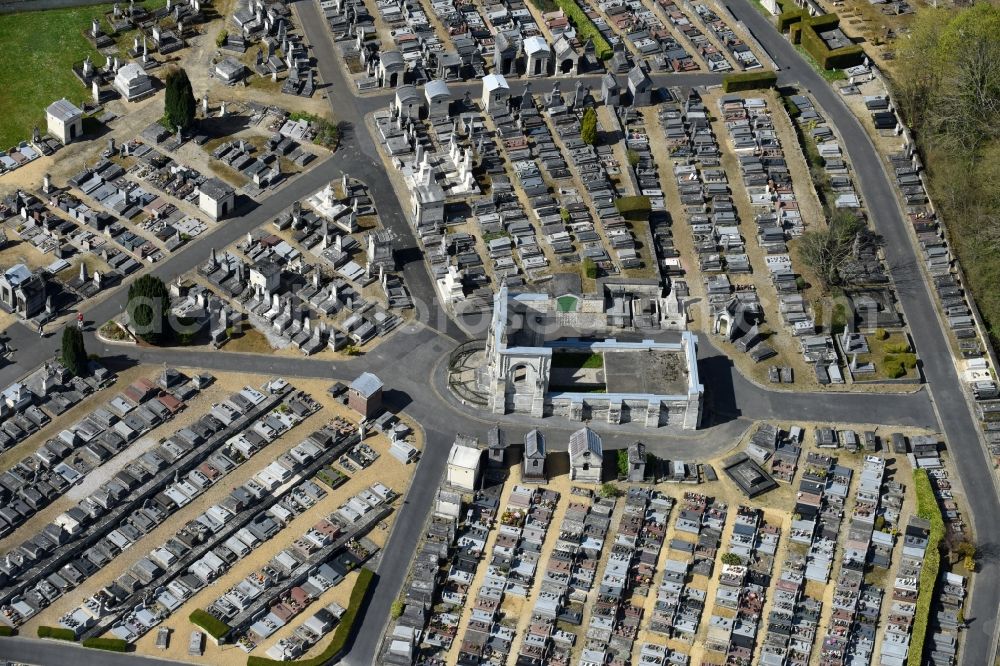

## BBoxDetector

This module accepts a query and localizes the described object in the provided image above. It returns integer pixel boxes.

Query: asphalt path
[722,0,1000,662]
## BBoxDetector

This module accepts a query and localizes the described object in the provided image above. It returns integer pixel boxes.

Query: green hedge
[722,70,778,93]
[82,637,129,652]
[789,23,802,44]
[909,469,945,666]
[37,626,77,641]
[613,195,652,221]
[554,0,612,60]
[188,609,231,641]
[0,625,15,636]
[796,14,865,70]
[247,568,375,666]
[778,8,805,31]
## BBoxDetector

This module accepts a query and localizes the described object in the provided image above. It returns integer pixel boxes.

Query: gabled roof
[525,429,545,458]
[523,35,550,56]
[568,427,602,461]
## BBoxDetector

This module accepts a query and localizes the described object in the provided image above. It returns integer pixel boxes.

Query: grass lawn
[793,45,848,82]
[0,0,167,149]
[551,352,604,369]
[0,5,105,148]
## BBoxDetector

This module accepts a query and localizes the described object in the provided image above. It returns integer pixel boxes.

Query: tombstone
[166,0,172,9]
[134,35,140,51]
[142,38,148,64]
[91,18,100,38]
[219,101,226,117]
[341,173,349,193]
[107,138,115,154]
[113,56,120,72]
[32,126,40,143]
[92,78,101,104]
[43,173,52,194]
[113,2,121,17]
[79,261,89,283]
[202,97,208,115]
[83,56,93,78]
[93,271,102,289]
[177,19,183,35]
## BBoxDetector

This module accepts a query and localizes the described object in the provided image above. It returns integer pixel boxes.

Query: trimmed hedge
[0,625,15,636]
[778,7,805,31]
[613,195,652,221]
[247,568,375,666]
[82,637,129,652]
[554,0,612,60]
[189,609,231,641]
[789,23,802,44]
[37,626,77,641]
[722,70,778,93]
[909,469,945,666]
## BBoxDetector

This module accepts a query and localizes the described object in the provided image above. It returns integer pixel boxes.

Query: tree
[127,274,170,345]
[721,553,743,566]
[164,67,196,131]
[626,149,640,168]
[580,107,598,146]
[61,325,87,377]
[797,210,867,290]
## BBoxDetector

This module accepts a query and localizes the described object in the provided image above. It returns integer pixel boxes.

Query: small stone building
[446,436,482,491]
[569,427,603,484]
[482,73,510,114]
[198,178,236,220]
[522,429,546,483]
[627,441,646,482]
[114,62,155,102]
[348,372,383,419]
[45,99,84,145]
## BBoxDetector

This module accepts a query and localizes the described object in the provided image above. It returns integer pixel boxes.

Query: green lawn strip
[82,637,129,652]
[246,568,375,666]
[189,608,231,641]
[315,467,348,490]
[0,0,167,148]
[908,469,945,666]
[793,44,847,82]
[551,352,603,369]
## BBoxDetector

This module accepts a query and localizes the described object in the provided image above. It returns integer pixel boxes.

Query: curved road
[0,0,996,664]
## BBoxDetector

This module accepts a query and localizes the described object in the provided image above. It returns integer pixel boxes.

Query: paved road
[721,1,1000,662]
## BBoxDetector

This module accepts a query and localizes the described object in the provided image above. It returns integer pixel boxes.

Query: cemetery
[0,364,421,664]
[379,418,968,666]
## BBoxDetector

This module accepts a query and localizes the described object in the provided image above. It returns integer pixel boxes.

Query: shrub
[875,328,889,340]
[626,149,640,168]
[390,599,405,619]
[616,450,629,477]
[188,609,231,641]
[884,342,912,354]
[599,483,622,498]
[582,257,597,279]
[82,637,129,652]
[721,553,743,566]
[37,626,76,641]
[247,568,375,666]
[722,70,778,93]
[778,7,806,31]
[215,30,228,47]
[580,107,598,145]
[884,360,906,378]
[0,626,15,636]
[614,195,652,221]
